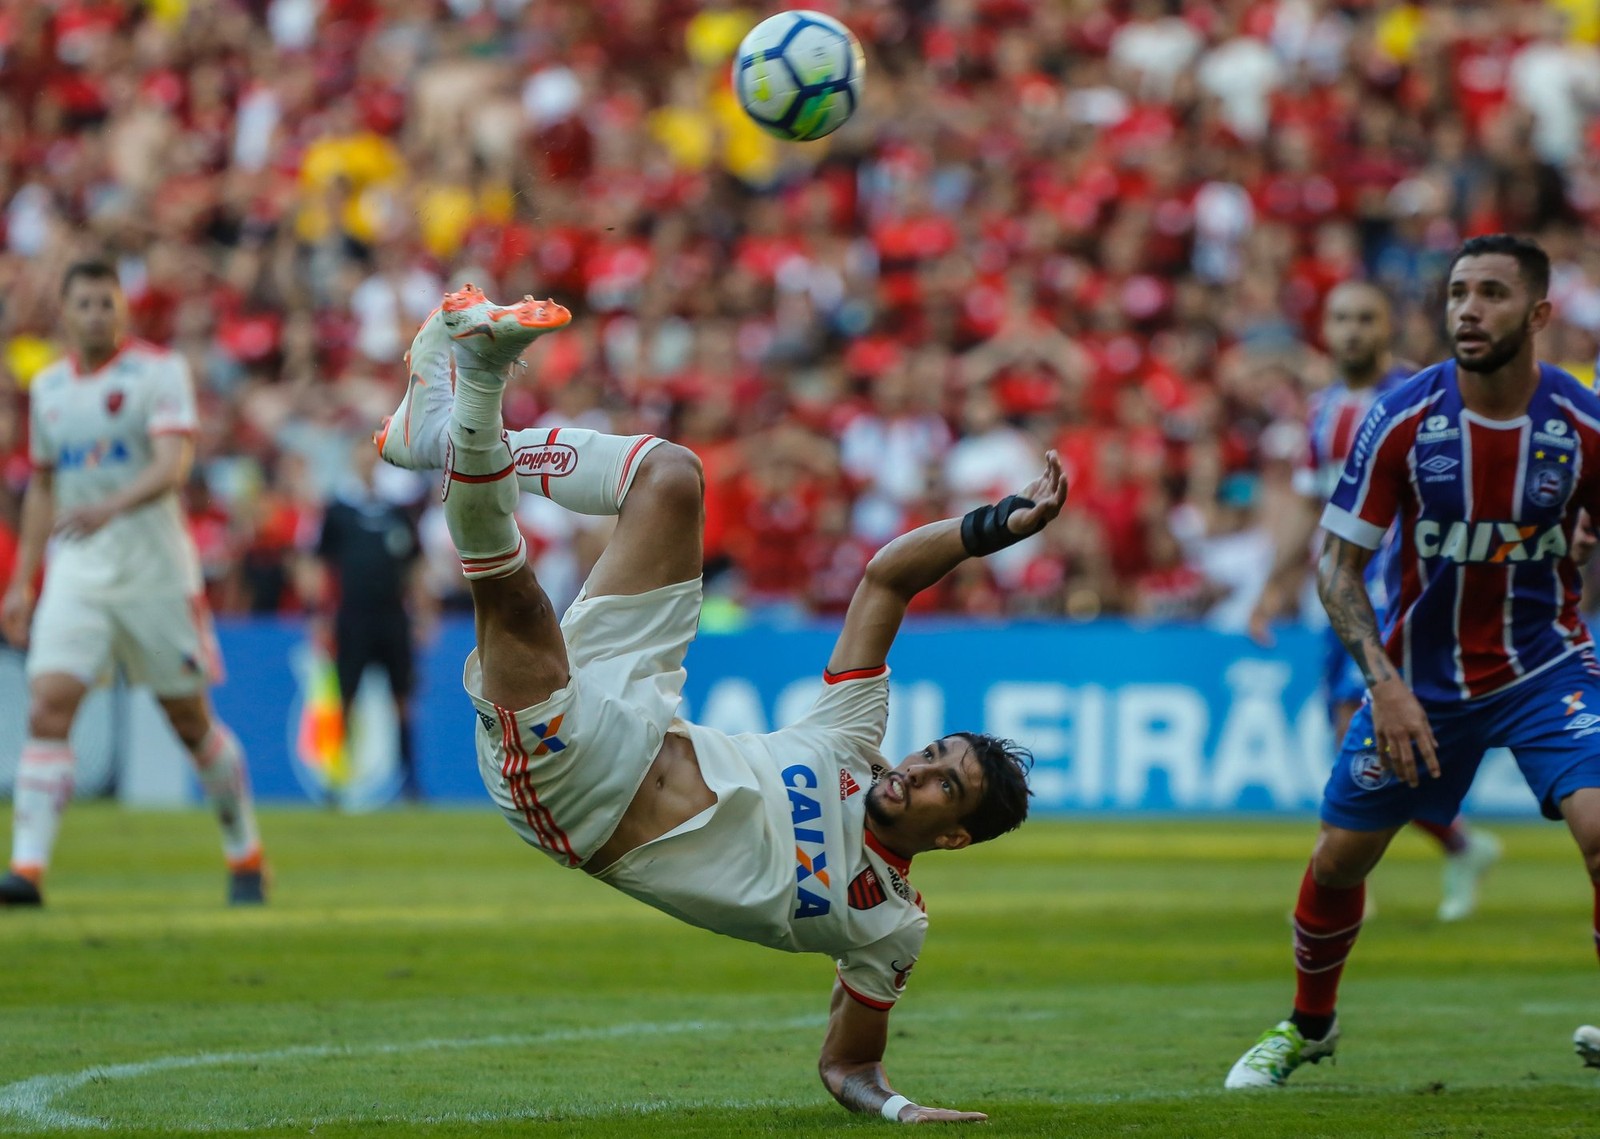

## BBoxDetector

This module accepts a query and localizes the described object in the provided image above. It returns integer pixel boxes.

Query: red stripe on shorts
[497,706,556,852]
[497,704,577,865]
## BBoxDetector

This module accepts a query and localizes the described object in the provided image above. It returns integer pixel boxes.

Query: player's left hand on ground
[54,502,117,538]
[1005,450,1068,538]
[896,1103,989,1124]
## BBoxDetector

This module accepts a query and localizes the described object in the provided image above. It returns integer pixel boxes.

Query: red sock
[1293,865,1365,1017]
[1410,818,1468,854]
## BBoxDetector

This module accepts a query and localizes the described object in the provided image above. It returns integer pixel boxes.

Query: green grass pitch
[1,806,1596,1137]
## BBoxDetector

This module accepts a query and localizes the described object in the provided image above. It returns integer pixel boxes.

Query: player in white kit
[0,261,265,907]
[375,285,1064,1123]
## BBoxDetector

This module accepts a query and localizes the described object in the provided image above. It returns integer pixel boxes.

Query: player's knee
[1576,835,1600,883]
[1309,855,1367,889]
[163,704,212,749]
[26,685,79,740]
[1309,833,1379,888]
[25,700,72,740]
[632,443,704,514]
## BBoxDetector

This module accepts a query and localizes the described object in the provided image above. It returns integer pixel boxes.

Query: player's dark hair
[61,259,120,297]
[1448,234,1550,300]
[951,732,1033,845]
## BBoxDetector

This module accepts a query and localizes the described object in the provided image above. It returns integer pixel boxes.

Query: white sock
[505,428,663,515]
[445,373,526,579]
[10,739,74,874]
[192,725,262,867]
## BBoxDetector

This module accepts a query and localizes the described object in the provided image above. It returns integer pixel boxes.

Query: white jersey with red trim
[28,341,202,596]
[595,667,928,1009]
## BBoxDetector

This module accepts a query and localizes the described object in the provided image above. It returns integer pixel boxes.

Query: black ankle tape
[960,495,1035,557]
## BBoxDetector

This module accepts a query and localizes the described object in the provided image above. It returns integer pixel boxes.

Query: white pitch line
[0,1014,825,1133]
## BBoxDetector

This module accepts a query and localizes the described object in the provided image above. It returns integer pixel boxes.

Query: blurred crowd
[2,0,1600,625]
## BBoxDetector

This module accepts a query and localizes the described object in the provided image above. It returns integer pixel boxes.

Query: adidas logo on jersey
[1414,520,1568,564]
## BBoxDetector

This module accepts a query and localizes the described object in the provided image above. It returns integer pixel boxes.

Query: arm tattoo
[1317,536,1397,687]
[834,1069,892,1114]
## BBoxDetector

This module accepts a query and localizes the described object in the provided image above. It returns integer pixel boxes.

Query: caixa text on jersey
[1413,520,1569,564]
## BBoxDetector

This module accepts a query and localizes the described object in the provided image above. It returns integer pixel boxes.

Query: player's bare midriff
[584,731,715,874]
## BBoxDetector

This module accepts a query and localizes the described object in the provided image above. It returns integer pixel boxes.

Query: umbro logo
[1565,712,1600,739]
[1419,455,1458,476]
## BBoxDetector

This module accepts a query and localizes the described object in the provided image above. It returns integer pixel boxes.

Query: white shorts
[466,577,702,868]
[26,582,223,697]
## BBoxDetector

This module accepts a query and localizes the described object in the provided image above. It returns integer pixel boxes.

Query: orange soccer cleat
[440,287,571,374]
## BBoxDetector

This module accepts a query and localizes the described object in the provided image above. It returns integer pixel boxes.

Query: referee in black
[310,441,432,801]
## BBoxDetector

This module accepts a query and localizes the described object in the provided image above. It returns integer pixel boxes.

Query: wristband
[880,1094,913,1122]
[960,494,1036,557]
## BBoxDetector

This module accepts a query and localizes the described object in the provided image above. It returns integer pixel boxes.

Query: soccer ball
[733,10,865,142]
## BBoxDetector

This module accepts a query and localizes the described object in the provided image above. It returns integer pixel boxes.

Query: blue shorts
[1322,625,1366,716]
[1323,652,1600,829]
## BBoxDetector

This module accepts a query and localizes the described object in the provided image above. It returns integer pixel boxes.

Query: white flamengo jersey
[28,340,202,597]
[596,668,929,1009]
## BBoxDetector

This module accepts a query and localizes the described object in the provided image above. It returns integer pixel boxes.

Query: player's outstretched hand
[1368,676,1440,787]
[0,583,33,649]
[896,1103,989,1124]
[1005,450,1068,539]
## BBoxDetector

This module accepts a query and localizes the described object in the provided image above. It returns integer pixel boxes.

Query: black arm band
[960,495,1036,558]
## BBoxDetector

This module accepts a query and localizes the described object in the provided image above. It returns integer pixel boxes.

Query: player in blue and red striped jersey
[1227,235,1600,1088]
[1250,282,1500,922]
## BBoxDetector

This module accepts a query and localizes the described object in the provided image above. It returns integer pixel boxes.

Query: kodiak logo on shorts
[513,444,579,477]
[1350,743,1392,791]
